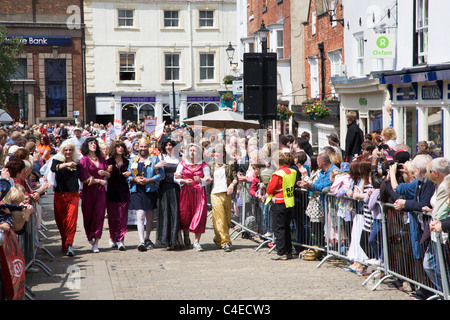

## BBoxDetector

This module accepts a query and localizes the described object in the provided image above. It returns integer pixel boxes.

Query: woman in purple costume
[106,140,131,251]
[79,137,110,253]
[175,143,211,251]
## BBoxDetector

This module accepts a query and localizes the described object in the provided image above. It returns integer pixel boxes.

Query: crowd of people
[0,113,449,299]
[293,111,450,299]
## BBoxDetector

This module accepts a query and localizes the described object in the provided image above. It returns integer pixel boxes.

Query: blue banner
[6,36,72,46]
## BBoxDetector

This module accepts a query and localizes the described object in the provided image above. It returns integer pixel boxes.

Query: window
[276,30,284,58]
[315,0,328,15]
[248,43,254,53]
[164,10,179,28]
[164,53,180,81]
[427,107,442,157]
[118,9,134,27]
[199,10,214,28]
[262,0,268,12]
[45,59,67,117]
[119,53,135,81]
[12,59,27,79]
[199,53,214,80]
[416,0,428,64]
[312,11,316,35]
[328,50,342,77]
[355,33,365,77]
[308,57,319,99]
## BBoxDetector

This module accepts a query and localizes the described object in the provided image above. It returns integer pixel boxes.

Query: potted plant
[221,92,234,108]
[276,104,294,120]
[302,99,332,120]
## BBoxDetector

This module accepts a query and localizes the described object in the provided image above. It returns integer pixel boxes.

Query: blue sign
[6,36,72,46]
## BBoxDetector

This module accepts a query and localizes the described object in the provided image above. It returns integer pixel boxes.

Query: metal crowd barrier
[17,200,53,300]
[366,203,450,300]
[309,190,450,300]
[229,182,278,252]
[232,186,450,300]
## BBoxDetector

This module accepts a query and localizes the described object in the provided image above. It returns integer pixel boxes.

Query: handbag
[306,192,324,222]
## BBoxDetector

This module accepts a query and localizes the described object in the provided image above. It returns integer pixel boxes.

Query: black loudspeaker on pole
[243,53,277,126]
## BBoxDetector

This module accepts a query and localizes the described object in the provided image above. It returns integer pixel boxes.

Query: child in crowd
[249,163,272,238]
[2,185,34,234]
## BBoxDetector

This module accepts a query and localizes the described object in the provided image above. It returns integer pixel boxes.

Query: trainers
[109,239,118,248]
[271,254,291,260]
[117,241,126,251]
[193,242,204,252]
[92,244,100,253]
[223,243,232,252]
[145,239,154,249]
[138,242,147,251]
[66,246,74,256]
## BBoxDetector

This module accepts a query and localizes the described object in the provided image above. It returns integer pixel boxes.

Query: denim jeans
[369,219,383,261]
[260,202,272,235]
[423,241,450,292]
[409,212,424,259]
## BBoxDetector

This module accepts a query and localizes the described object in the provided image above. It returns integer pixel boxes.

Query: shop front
[331,76,391,152]
[375,65,450,157]
[109,92,221,127]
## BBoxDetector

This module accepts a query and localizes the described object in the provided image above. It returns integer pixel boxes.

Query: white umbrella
[0,110,13,123]
[183,109,261,131]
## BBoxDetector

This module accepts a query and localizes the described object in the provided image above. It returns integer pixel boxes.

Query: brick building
[303,0,344,101]
[296,0,344,150]
[0,0,85,125]
[245,0,292,133]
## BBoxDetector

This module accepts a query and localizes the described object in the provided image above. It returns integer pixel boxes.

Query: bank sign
[6,36,72,46]
[370,33,395,59]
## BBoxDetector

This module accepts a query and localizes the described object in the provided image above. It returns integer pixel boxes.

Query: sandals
[342,266,363,273]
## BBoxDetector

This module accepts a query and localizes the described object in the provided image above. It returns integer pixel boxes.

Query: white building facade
[374,0,450,157]
[84,0,237,126]
[331,0,397,151]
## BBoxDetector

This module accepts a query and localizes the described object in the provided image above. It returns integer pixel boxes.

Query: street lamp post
[257,21,269,53]
[226,42,238,67]
[325,0,344,26]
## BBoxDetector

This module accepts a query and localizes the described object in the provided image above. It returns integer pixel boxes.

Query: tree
[0,25,24,110]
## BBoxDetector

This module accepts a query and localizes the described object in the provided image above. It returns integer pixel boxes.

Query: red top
[266,166,290,203]
[249,173,260,197]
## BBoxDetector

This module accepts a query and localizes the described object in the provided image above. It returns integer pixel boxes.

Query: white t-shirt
[211,166,227,194]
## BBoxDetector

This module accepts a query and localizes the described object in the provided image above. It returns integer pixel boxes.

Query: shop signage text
[6,36,72,46]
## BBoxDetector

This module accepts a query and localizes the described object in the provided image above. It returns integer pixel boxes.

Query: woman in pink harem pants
[79,137,110,253]
[175,144,211,252]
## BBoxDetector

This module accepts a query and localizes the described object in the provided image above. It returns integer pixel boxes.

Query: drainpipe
[318,41,326,100]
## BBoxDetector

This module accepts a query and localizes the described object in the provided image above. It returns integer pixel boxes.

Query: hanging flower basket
[223,75,236,85]
[276,104,294,120]
[323,95,340,103]
[301,98,332,120]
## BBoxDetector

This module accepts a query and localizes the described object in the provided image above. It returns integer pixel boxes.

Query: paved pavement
[25,191,415,306]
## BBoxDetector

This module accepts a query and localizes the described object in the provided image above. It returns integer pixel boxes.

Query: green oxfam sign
[376,36,389,49]
[370,33,395,59]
